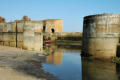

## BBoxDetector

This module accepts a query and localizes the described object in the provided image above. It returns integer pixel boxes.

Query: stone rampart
[0,21,43,52]
[82,13,120,59]
[43,32,82,41]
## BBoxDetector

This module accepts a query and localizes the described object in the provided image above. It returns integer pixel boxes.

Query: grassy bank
[51,40,82,46]
[112,57,120,63]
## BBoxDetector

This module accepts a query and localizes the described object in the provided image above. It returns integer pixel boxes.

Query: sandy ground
[0,46,57,80]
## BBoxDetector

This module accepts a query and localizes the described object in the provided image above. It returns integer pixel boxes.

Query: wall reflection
[82,57,119,80]
[46,50,62,65]
[44,44,82,65]
[42,45,82,80]
[44,45,62,65]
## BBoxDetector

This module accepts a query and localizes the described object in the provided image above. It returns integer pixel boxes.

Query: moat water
[43,50,82,80]
[42,45,120,80]
[0,45,120,80]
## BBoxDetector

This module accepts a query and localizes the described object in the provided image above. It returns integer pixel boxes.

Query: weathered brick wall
[0,21,43,52]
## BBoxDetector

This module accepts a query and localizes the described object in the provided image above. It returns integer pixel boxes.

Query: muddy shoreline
[0,46,58,80]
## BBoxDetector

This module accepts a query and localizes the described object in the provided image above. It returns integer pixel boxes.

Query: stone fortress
[82,13,120,59]
[0,16,63,52]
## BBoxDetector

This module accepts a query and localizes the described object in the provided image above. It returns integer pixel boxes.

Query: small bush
[112,57,120,63]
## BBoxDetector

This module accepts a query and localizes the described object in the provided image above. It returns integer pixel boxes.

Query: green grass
[51,40,82,44]
[112,57,120,63]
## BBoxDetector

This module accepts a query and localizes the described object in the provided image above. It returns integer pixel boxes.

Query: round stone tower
[82,13,120,59]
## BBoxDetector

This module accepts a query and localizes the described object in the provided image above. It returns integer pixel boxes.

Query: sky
[0,0,120,32]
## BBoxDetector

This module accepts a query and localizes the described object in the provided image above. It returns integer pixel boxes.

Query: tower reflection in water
[82,57,120,80]
[44,45,120,80]
[46,50,62,65]
[44,45,62,65]
[43,45,82,80]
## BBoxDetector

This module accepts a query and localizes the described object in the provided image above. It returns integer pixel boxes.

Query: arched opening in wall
[51,28,55,33]
[43,26,46,32]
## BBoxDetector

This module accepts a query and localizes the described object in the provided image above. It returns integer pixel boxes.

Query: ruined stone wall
[43,32,82,41]
[0,22,17,47]
[82,14,120,59]
[0,21,43,52]
[44,19,63,33]
[22,21,43,51]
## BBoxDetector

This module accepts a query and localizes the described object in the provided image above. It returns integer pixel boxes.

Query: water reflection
[1,44,120,80]
[43,45,120,80]
[43,45,82,80]
[82,57,120,80]
[46,50,62,65]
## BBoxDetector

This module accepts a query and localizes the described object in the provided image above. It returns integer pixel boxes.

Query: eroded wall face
[0,21,43,52]
[0,22,17,47]
[23,22,43,52]
[82,14,120,59]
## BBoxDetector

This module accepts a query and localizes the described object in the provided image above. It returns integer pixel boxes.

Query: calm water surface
[42,46,120,80]
[43,51,82,80]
